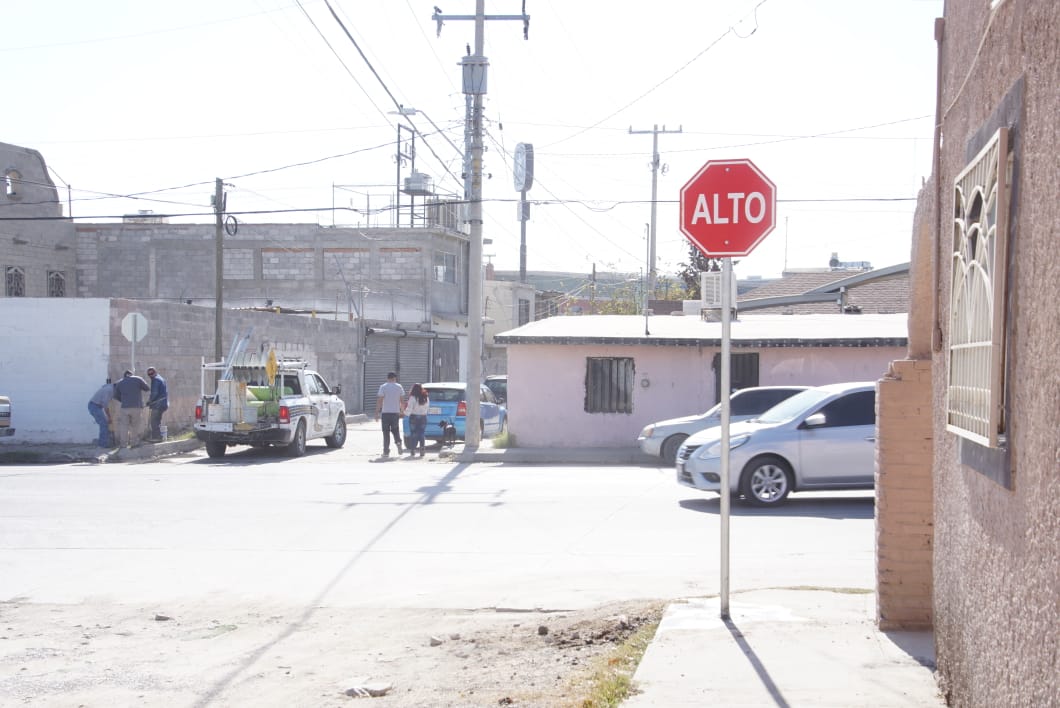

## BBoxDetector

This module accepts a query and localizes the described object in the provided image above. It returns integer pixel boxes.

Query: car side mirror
[333,384,342,395]
[803,412,826,428]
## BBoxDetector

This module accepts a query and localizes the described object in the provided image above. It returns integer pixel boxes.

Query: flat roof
[495,313,908,348]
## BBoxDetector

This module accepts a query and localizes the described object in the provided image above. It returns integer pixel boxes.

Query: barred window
[947,127,1010,447]
[47,270,66,297]
[518,298,530,326]
[5,266,25,296]
[585,357,634,414]
[433,252,457,283]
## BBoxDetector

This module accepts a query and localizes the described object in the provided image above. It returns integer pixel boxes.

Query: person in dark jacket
[145,366,169,441]
[113,369,149,448]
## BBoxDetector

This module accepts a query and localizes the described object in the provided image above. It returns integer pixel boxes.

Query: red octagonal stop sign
[679,159,777,257]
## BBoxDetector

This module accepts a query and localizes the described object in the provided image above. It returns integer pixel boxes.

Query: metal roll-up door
[399,337,431,389]
[432,338,459,382]
[363,335,398,413]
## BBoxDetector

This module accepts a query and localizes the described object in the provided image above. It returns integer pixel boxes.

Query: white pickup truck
[0,395,13,437]
[193,357,346,458]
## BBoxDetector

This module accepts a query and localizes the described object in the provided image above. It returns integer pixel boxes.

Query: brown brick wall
[876,358,933,629]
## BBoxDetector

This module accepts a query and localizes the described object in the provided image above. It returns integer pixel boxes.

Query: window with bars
[5,266,25,296]
[47,270,66,297]
[433,252,457,283]
[585,357,634,414]
[946,127,1010,448]
[518,298,530,326]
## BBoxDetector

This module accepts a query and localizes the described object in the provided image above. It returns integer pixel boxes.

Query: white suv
[676,382,877,506]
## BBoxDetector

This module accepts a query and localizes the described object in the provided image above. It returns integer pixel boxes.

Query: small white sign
[121,312,148,343]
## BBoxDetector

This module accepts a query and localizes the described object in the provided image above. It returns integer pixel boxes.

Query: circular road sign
[679,159,776,257]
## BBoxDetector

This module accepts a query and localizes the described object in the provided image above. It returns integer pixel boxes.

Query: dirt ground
[0,598,665,707]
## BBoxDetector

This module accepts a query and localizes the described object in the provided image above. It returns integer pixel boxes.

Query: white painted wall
[0,299,111,443]
[507,343,903,448]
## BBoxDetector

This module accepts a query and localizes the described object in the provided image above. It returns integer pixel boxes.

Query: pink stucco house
[496,313,906,448]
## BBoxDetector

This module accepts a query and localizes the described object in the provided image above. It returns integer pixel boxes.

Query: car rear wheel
[286,420,307,457]
[739,455,793,506]
[661,434,688,465]
[325,416,347,448]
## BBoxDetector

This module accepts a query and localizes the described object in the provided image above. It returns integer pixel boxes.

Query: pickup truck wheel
[205,440,227,459]
[325,416,347,448]
[286,420,307,457]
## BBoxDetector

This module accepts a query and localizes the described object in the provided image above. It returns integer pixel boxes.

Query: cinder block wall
[107,299,363,437]
[875,359,934,629]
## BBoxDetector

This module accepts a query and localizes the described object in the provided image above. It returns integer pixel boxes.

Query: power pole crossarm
[629,125,683,299]
[432,11,530,39]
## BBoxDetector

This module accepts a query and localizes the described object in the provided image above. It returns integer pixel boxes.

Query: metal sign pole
[131,316,138,374]
[720,257,732,619]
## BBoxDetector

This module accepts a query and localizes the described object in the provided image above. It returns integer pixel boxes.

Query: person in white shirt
[404,383,430,457]
[374,372,405,457]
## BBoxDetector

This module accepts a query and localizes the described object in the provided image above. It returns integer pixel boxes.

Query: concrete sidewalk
[625,589,944,707]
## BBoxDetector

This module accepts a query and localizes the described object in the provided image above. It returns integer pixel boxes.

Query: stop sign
[679,159,776,257]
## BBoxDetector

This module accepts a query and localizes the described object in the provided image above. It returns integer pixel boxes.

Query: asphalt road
[1,421,877,610]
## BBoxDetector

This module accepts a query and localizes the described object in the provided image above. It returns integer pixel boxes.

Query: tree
[594,278,643,315]
[676,243,724,299]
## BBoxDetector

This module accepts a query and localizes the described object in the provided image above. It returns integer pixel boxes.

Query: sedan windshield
[754,387,833,425]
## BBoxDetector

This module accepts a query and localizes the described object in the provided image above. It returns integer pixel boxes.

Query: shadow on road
[677,495,874,520]
[192,460,475,706]
[187,444,336,466]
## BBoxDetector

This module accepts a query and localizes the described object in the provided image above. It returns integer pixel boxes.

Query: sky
[4,0,943,281]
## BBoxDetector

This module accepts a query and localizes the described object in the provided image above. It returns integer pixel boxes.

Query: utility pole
[628,124,682,298]
[213,177,225,365]
[433,2,529,452]
[590,263,596,315]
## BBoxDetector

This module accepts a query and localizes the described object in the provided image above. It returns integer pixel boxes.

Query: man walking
[87,379,115,447]
[113,369,149,448]
[145,366,169,441]
[374,371,404,457]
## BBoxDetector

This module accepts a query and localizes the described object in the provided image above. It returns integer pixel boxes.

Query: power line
[317,0,464,191]
[293,0,391,126]
[542,0,772,149]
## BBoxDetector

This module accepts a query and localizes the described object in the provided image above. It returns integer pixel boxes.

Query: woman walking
[404,383,430,457]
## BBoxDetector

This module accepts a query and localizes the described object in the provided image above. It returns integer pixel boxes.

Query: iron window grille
[946,127,1010,447]
[585,357,634,414]
[5,266,25,296]
[47,270,66,297]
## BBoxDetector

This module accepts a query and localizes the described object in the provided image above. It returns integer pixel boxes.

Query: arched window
[5,266,25,296]
[48,270,66,297]
[5,169,22,200]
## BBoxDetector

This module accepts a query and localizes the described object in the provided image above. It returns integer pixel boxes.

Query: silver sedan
[676,381,877,506]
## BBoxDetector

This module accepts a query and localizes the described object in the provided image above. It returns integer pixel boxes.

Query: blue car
[402,382,508,443]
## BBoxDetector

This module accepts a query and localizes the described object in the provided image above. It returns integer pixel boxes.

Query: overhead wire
[311,0,464,192]
[293,0,392,126]
[485,130,643,265]
[542,0,772,149]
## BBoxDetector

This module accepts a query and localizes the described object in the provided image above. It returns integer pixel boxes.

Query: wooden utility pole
[214,178,224,364]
